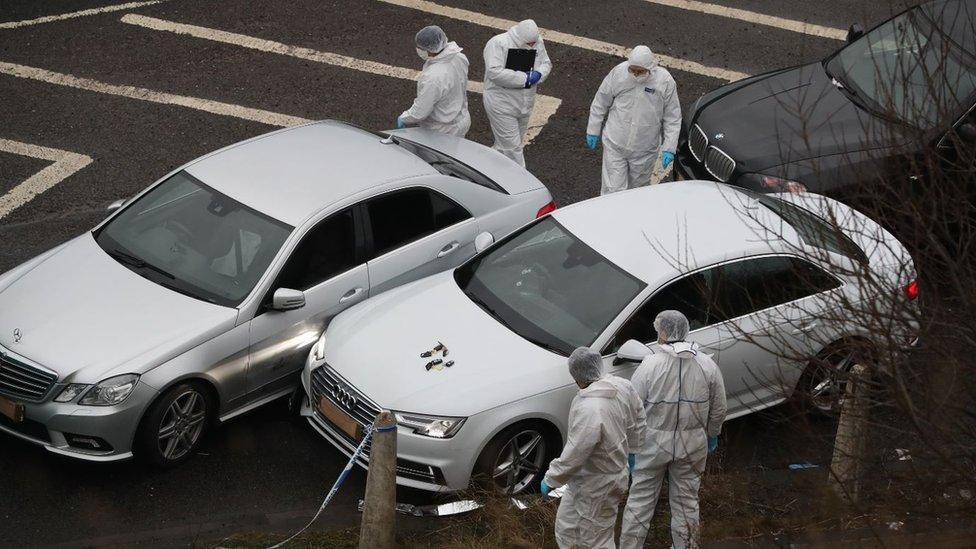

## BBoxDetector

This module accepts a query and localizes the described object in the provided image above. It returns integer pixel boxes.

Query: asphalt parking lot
[0,0,907,546]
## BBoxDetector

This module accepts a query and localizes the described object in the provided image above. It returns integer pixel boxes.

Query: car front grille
[310,365,445,485]
[689,124,708,162]
[0,353,57,402]
[704,145,736,182]
[311,365,381,428]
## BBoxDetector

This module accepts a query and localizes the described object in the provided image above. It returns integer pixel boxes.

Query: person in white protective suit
[620,310,727,549]
[586,45,682,195]
[396,25,471,137]
[482,19,552,167]
[541,347,645,549]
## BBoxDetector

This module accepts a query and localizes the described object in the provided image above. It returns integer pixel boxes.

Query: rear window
[388,136,507,193]
[744,191,869,265]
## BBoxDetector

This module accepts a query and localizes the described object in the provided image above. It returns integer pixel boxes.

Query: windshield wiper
[107,248,175,279]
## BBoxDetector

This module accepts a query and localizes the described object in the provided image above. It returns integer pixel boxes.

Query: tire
[472,421,560,495]
[135,381,214,467]
[796,341,870,415]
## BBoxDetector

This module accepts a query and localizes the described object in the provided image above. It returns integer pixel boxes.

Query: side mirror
[614,339,652,365]
[846,23,864,43]
[106,198,128,212]
[957,122,976,143]
[271,288,306,311]
[474,232,494,254]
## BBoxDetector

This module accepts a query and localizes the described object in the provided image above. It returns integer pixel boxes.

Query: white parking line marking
[119,14,561,144]
[640,0,846,40]
[376,0,750,82]
[0,1,165,30]
[0,140,93,220]
[0,61,311,127]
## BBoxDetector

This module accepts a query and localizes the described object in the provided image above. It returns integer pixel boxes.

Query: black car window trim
[259,205,367,310]
[361,186,474,263]
[600,253,844,356]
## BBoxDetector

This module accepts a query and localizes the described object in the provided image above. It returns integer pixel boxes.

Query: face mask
[629,68,651,83]
[416,48,430,61]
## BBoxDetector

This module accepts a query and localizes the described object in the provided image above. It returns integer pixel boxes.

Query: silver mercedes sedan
[0,120,553,466]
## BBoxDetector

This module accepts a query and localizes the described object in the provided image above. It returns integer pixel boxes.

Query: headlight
[55,384,90,403]
[311,333,327,362]
[79,374,139,406]
[394,411,465,438]
[746,173,807,193]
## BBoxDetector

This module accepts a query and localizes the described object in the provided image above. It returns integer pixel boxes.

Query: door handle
[437,241,461,258]
[339,287,365,303]
[791,321,819,335]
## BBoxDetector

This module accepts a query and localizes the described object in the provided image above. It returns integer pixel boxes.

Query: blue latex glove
[708,436,718,453]
[527,70,543,86]
[540,480,552,497]
[628,453,636,472]
[586,134,599,150]
[661,151,675,169]
[396,116,406,129]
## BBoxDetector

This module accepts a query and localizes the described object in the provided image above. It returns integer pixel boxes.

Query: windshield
[454,217,645,356]
[827,1,976,129]
[96,171,292,306]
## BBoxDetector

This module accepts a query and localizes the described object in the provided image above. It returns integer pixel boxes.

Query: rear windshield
[388,135,507,194]
[745,190,869,265]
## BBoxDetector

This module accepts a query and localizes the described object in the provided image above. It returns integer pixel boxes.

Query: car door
[601,269,723,382]
[364,187,479,295]
[706,255,842,412]
[245,207,369,397]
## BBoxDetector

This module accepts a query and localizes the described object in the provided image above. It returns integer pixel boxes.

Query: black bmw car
[677,0,976,197]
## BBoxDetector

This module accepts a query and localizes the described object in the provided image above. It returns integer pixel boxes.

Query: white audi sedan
[302,181,916,493]
[0,120,553,466]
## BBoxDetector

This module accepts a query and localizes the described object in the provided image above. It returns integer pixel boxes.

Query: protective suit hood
[627,45,658,71]
[509,19,540,46]
[578,377,618,400]
[427,41,463,63]
[660,340,700,359]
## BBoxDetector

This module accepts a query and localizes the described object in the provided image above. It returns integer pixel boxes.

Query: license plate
[0,394,24,423]
[318,396,362,441]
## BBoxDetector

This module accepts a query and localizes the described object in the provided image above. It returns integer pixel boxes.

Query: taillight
[904,280,919,300]
[536,200,557,218]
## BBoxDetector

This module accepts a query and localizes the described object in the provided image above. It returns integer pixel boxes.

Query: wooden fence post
[359,410,397,549]
[829,363,870,502]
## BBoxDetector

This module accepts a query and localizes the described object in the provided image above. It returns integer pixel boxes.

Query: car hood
[0,234,237,383]
[322,271,569,417]
[694,63,908,173]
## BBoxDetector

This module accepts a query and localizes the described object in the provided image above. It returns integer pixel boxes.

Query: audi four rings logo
[331,384,358,411]
[13,329,21,343]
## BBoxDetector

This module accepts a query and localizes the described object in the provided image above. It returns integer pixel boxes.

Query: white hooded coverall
[482,20,552,167]
[620,342,727,549]
[587,46,682,195]
[544,375,646,549]
[400,42,471,137]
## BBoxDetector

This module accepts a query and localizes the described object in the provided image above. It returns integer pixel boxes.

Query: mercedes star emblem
[714,133,725,140]
[13,329,22,343]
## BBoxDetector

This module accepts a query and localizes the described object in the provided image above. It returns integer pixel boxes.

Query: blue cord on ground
[263,424,376,549]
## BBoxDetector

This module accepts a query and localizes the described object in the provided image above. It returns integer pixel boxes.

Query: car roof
[184,121,437,226]
[552,181,799,287]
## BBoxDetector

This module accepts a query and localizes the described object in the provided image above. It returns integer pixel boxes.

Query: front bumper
[0,381,157,461]
[301,362,479,493]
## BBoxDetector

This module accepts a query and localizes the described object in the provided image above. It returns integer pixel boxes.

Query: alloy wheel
[809,349,856,413]
[491,429,547,495]
[157,389,207,461]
